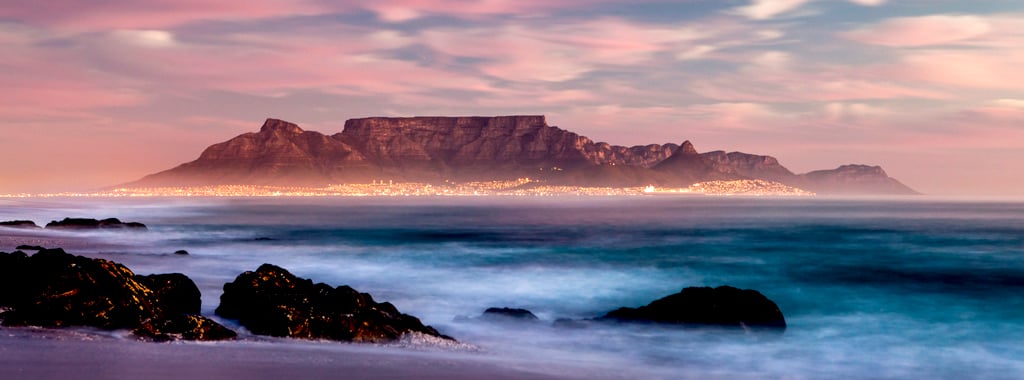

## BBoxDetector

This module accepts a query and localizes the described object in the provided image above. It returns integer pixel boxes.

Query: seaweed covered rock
[135,314,237,342]
[45,218,147,230]
[216,263,452,343]
[134,273,202,316]
[0,248,233,341]
[601,286,786,332]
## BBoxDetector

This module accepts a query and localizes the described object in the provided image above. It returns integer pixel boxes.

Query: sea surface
[2,196,1023,379]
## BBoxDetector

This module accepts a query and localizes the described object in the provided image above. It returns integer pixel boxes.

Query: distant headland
[123,116,917,195]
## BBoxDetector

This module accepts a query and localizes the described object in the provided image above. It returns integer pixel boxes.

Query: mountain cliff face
[701,151,795,182]
[128,116,917,195]
[652,141,733,186]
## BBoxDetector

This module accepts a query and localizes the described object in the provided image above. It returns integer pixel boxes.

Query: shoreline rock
[216,263,453,343]
[0,248,234,341]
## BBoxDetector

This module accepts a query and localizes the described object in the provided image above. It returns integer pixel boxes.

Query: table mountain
[126,116,916,195]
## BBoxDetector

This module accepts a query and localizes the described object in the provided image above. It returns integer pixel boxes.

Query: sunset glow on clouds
[1,1,1022,195]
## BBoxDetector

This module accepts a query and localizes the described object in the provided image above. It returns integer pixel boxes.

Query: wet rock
[482,307,539,322]
[45,218,147,230]
[0,248,233,341]
[0,251,29,305]
[15,245,45,251]
[601,286,786,333]
[134,273,201,315]
[216,263,452,343]
[174,250,189,255]
[0,220,40,229]
[0,248,161,329]
[136,314,237,342]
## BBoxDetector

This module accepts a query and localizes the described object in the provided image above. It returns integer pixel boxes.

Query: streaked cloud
[845,15,992,47]
[111,29,177,47]
[847,0,886,6]
[733,0,809,20]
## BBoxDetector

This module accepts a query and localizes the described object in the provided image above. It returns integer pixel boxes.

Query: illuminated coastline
[1,178,813,198]
[644,179,814,197]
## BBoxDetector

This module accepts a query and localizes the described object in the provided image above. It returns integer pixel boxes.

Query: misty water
[3,196,1024,379]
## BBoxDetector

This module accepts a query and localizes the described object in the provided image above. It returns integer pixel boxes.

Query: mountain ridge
[128,116,917,195]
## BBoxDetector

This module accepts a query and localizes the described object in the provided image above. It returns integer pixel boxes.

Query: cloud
[688,48,948,103]
[889,50,1024,90]
[420,18,713,82]
[362,0,664,22]
[733,0,809,20]
[847,0,885,6]
[111,29,177,47]
[676,45,717,60]
[993,98,1024,108]
[822,102,889,123]
[0,0,326,31]
[845,15,992,47]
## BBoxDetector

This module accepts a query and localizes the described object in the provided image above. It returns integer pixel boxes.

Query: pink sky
[1,0,1022,195]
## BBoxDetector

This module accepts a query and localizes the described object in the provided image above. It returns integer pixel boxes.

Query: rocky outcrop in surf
[215,263,452,343]
[481,307,539,322]
[600,286,786,333]
[45,218,147,230]
[0,248,234,341]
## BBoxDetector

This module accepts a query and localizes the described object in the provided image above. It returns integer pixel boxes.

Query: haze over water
[3,196,1023,379]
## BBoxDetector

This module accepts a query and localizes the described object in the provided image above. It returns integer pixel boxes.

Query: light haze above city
[1,0,1022,196]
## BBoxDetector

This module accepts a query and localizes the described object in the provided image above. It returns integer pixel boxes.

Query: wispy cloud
[845,15,992,47]
[733,0,809,20]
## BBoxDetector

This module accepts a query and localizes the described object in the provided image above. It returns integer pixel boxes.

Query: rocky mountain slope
[128,116,917,195]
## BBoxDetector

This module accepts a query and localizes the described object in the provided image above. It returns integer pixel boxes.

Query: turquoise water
[3,197,1023,379]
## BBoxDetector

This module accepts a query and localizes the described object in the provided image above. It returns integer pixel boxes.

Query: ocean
[2,196,1023,379]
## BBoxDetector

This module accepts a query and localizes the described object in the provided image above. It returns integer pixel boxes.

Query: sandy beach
[0,327,581,380]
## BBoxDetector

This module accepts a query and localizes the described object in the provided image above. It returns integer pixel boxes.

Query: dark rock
[45,218,148,230]
[482,307,539,321]
[134,273,201,315]
[0,248,233,341]
[0,248,161,329]
[174,250,189,255]
[15,245,45,251]
[0,220,40,229]
[601,286,786,333]
[216,263,452,343]
[0,250,29,305]
[135,314,237,342]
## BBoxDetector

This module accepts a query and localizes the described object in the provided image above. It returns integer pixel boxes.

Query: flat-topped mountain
[127,116,917,195]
